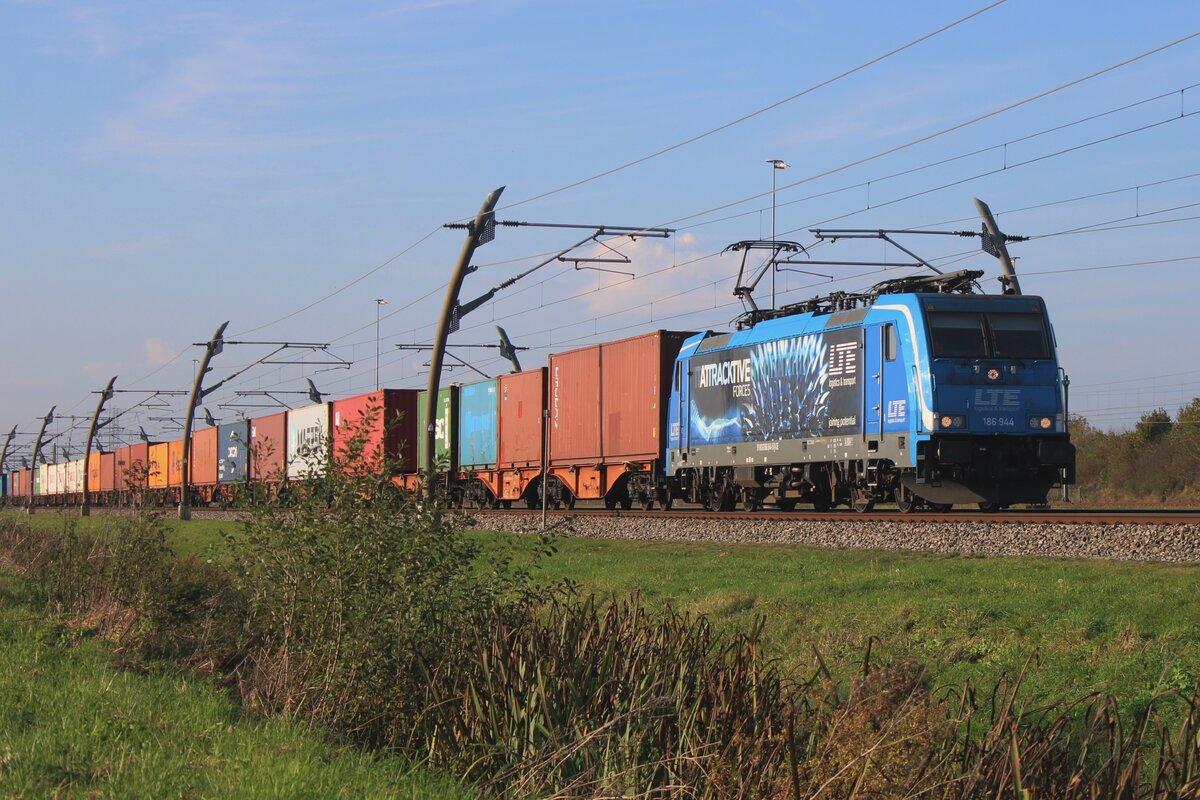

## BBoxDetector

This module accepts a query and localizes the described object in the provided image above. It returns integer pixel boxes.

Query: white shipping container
[37,464,48,496]
[287,403,331,479]
[53,463,67,495]
[65,460,77,493]
[68,459,84,493]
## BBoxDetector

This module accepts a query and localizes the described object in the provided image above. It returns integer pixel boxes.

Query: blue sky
[3,0,1199,457]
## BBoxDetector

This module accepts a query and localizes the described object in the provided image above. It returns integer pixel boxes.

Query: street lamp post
[766,158,789,309]
[375,299,387,390]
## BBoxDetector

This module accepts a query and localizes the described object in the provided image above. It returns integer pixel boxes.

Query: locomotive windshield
[928,310,1050,360]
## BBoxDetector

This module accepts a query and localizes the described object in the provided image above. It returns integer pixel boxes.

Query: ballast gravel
[466,513,1200,565]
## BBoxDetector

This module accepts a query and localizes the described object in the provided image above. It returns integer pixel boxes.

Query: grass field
[5,508,1199,719]
[515,535,1200,709]
[0,571,475,799]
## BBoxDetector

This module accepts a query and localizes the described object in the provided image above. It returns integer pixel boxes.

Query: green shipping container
[416,387,458,473]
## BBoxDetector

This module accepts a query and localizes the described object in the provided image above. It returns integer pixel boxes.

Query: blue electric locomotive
[663,269,1075,512]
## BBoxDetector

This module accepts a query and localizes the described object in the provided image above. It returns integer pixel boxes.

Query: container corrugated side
[147,443,169,489]
[287,403,331,479]
[100,452,116,492]
[116,443,151,491]
[548,344,601,465]
[167,440,184,487]
[498,369,546,468]
[415,387,458,472]
[218,421,250,484]
[458,379,498,469]
[249,412,287,482]
[65,459,82,494]
[331,390,420,475]
[190,427,219,486]
[600,331,692,462]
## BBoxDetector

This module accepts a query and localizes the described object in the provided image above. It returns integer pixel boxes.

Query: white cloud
[95,33,300,162]
[143,338,175,367]
[574,233,736,321]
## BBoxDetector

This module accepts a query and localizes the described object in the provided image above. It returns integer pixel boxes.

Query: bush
[229,405,547,746]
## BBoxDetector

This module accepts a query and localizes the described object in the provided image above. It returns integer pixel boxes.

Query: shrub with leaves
[230,403,546,746]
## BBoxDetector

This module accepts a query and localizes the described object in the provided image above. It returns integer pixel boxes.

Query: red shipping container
[498,368,547,469]
[147,443,169,489]
[249,411,287,482]
[549,331,692,466]
[548,344,601,465]
[331,390,420,475]
[190,427,219,486]
[116,443,151,491]
[601,331,690,461]
[100,452,116,493]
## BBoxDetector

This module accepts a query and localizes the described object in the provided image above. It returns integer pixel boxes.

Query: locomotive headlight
[938,414,966,429]
[1029,416,1053,430]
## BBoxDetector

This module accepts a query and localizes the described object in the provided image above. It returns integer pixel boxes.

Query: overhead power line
[484,1,1012,216]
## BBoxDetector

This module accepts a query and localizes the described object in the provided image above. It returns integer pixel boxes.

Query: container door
[864,325,883,438]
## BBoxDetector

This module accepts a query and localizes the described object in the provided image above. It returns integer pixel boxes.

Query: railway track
[24,504,1198,526]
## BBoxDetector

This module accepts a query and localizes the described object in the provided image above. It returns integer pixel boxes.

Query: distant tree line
[1071,398,1200,504]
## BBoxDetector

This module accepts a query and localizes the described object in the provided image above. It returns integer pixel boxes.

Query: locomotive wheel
[895,486,918,514]
[705,482,733,512]
[851,488,875,514]
[929,502,953,513]
[977,502,1006,513]
[741,488,764,512]
[775,498,797,512]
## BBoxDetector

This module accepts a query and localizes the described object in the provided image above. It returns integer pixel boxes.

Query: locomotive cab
[910,294,1075,507]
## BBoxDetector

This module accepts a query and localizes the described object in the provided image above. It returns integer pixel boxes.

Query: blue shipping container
[458,379,499,469]
[1,473,7,497]
[218,421,251,484]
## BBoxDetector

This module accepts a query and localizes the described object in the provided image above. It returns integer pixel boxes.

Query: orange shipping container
[147,443,169,489]
[100,452,116,493]
[168,439,184,487]
[190,427,219,486]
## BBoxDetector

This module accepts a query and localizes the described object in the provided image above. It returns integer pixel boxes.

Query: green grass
[0,573,476,799]
[8,508,1198,719]
[494,534,1200,718]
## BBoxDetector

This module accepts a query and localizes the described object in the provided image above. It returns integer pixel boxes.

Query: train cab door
[864,326,884,439]
[865,323,907,441]
[879,323,908,434]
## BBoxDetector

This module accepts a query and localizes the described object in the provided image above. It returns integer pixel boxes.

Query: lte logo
[829,342,857,377]
[974,388,1021,408]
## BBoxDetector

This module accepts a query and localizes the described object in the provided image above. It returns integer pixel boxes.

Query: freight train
[2,269,1074,513]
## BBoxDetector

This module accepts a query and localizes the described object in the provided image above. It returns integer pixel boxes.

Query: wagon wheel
[604,494,617,510]
[563,494,575,510]
[639,495,655,511]
[977,501,1005,513]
